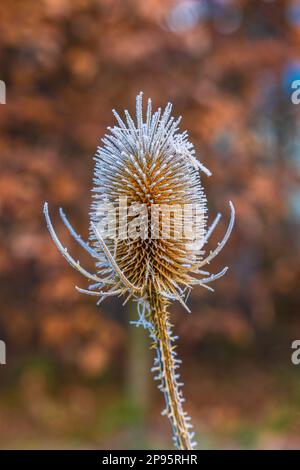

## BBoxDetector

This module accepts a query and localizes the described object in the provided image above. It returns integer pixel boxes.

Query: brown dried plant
[44,93,234,450]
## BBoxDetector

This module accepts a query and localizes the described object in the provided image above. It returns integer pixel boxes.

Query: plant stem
[148,294,195,450]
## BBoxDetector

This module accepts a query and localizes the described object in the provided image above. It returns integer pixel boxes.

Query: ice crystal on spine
[43,92,235,450]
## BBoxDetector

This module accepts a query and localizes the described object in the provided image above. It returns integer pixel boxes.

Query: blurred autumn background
[0,0,300,450]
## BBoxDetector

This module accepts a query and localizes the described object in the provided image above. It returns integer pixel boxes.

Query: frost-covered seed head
[90,92,216,304]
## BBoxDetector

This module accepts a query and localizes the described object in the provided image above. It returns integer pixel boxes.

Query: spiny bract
[44,92,234,450]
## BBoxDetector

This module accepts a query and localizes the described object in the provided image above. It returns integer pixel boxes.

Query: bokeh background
[0,0,300,450]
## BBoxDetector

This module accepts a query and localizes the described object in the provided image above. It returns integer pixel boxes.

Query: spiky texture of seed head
[90,92,210,305]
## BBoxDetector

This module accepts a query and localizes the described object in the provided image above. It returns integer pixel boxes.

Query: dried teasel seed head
[90,92,211,305]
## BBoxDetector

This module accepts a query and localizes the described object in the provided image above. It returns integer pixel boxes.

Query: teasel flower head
[44,92,235,450]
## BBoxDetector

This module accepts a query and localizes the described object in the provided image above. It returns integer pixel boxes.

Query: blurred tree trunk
[126,301,151,449]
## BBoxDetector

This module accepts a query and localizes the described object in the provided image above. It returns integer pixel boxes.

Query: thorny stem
[148,294,194,450]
